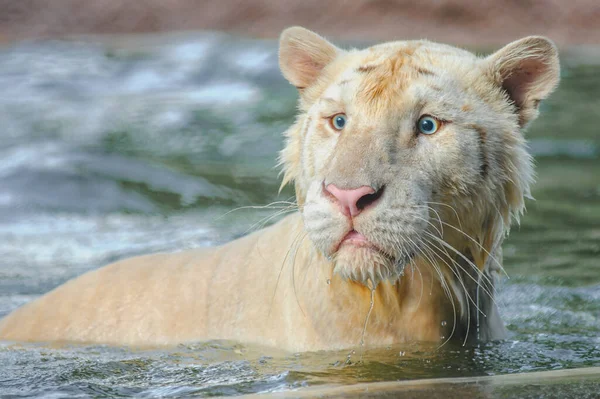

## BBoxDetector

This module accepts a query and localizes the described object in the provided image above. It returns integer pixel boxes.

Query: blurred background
[0,1,599,398]
[1,0,600,45]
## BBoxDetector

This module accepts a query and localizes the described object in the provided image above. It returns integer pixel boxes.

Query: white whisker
[425,232,500,308]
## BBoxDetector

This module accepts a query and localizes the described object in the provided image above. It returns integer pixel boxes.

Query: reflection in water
[0,33,599,397]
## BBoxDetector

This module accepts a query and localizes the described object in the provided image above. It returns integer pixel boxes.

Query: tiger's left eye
[331,114,347,130]
[417,115,439,135]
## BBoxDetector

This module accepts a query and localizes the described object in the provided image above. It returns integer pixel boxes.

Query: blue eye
[331,114,347,130]
[417,116,439,135]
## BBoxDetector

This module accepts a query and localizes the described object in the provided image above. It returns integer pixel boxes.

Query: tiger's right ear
[279,27,340,89]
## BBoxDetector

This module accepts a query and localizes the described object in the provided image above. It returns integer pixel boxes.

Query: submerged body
[0,27,559,351]
[0,214,455,351]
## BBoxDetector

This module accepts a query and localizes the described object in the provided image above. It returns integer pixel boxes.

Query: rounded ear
[279,26,340,90]
[486,36,560,127]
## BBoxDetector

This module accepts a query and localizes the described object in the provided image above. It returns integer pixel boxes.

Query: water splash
[359,286,376,362]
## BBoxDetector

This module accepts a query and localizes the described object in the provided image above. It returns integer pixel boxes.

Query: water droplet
[326,279,331,285]
[345,350,354,365]
[441,320,447,327]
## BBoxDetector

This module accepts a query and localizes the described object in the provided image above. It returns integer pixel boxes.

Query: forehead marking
[357,54,414,104]
[357,64,378,73]
[353,46,442,107]
[414,67,436,76]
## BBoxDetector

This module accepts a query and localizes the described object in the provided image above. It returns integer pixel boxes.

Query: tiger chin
[0,27,559,352]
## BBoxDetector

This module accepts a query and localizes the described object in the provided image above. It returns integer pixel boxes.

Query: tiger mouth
[334,229,382,253]
[333,229,415,264]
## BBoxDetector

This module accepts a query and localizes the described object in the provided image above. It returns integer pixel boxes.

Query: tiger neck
[286,236,453,347]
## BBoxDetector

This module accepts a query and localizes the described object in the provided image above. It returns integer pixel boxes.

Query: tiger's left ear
[486,36,560,127]
[279,27,340,90]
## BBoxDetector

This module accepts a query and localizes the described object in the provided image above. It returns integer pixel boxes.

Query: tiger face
[278,27,559,287]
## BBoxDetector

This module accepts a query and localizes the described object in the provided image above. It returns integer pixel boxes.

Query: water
[0,33,598,397]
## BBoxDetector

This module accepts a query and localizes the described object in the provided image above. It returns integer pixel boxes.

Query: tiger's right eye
[417,115,440,135]
[331,114,347,130]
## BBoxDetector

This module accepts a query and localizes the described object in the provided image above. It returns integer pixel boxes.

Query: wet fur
[0,28,560,351]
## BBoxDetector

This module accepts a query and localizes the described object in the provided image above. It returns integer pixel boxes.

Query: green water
[0,34,598,397]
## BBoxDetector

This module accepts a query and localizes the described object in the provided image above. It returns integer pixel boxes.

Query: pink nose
[324,184,379,217]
